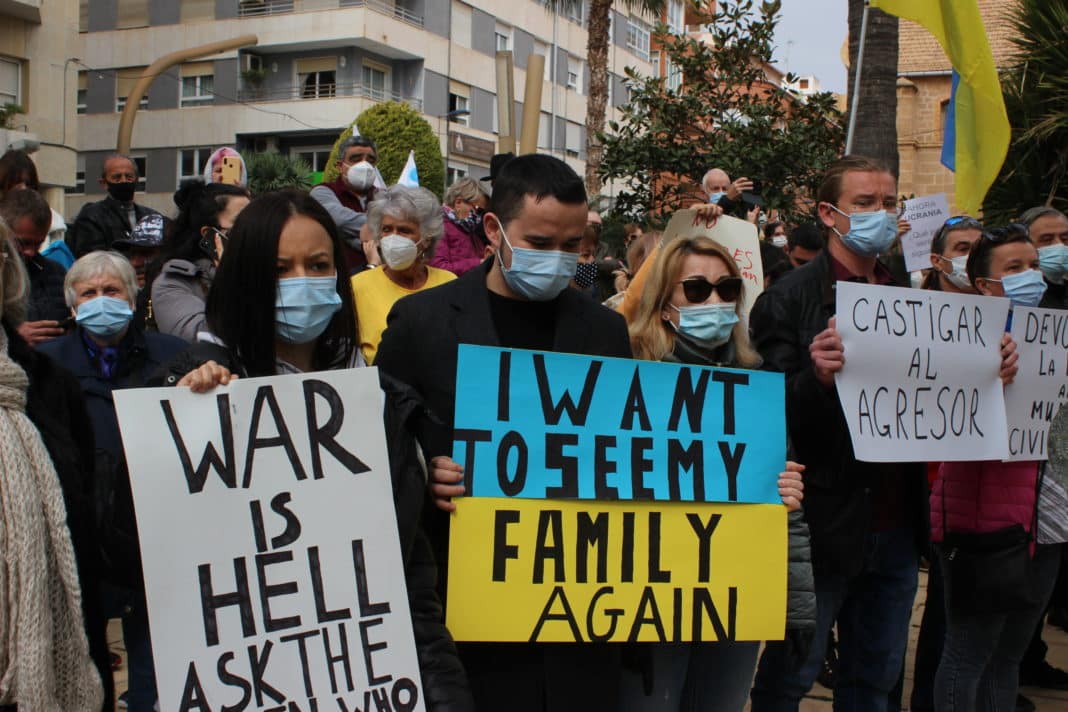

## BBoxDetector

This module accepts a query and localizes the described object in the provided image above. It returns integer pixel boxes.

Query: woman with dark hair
[931,225,1058,711]
[157,191,474,711]
[921,216,984,292]
[0,149,39,195]
[148,179,249,341]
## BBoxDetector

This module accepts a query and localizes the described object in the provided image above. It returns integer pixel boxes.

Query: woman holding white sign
[622,233,808,712]
[160,190,475,711]
[930,225,1058,711]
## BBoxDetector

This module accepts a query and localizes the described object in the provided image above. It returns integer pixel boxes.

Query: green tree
[543,0,666,198]
[242,151,312,195]
[323,101,445,201]
[599,0,844,222]
[983,0,1068,222]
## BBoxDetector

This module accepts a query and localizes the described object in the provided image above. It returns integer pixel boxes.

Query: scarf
[444,205,484,234]
[0,329,102,710]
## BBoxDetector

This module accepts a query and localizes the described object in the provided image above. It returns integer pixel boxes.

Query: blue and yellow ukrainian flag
[870,0,1010,215]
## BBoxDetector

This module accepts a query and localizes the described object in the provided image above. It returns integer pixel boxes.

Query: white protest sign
[114,368,425,712]
[1005,307,1068,461]
[900,193,951,273]
[835,282,1011,462]
[661,211,763,317]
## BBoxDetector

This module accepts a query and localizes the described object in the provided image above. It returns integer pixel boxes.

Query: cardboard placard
[1005,306,1068,460]
[115,369,425,712]
[900,193,951,273]
[660,211,764,317]
[834,282,1011,462]
[452,345,786,504]
[446,498,786,642]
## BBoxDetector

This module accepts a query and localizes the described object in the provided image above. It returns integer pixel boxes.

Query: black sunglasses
[679,276,743,304]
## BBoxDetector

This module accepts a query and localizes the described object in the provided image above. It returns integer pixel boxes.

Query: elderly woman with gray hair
[350,185,455,364]
[430,177,490,276]
[38,251,187,712]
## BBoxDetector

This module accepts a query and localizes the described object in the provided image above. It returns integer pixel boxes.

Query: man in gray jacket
[310,135,379,273]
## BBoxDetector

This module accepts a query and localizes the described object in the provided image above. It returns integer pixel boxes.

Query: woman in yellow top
[351,185,456,363]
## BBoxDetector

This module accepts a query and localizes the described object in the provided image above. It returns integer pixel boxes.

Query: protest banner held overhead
[452,345,787,505]
[1005,306,1068,461]
[660,211,764,318]
[115,369,425,712]
[899,193,951,273]
[835,282,1011,462]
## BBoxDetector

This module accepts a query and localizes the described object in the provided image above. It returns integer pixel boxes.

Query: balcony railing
[237,0,423,27]
[237,80,423,110]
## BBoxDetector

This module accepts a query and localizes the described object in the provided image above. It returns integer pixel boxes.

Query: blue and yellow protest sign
[452,346,786,504]
[446,497,787,642]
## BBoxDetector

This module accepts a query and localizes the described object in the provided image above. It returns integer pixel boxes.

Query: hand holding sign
[810,316,844,389]
[430,455,465,512]
[778,462,805,512]
[1001,333,1019,385]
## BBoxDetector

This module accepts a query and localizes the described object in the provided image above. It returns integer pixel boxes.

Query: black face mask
[107,181,136,203]
[574,261,598,289]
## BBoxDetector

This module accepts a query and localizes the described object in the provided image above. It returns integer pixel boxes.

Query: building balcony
[237,80,422,110]
[236,0,423,27]
[0,0,40,23]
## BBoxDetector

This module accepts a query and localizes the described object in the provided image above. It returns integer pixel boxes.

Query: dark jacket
[68,196,159,258]
[4,322,112,710]
[375,260,632,712]
[24,253,70,323]
[1041,280,1068,311]
[749,249,928,578]
[38,327,187,588]
[157,341,474,712]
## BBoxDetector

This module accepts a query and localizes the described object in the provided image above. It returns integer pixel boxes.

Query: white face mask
[379,234,420,270]
[771,236,788,248]
[346,161,376,193]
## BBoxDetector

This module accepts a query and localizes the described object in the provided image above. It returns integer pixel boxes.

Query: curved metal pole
[117,35,259,154]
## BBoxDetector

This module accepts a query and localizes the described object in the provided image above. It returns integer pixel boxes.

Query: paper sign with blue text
[452,345,786,504]
[835,281,1010,462]
[115,368,424,712]
[1005,306,1068,461]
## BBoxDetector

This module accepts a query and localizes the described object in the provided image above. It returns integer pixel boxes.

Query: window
[650,50,660,72]
[449,94,469,125]
[180,0,215,22]
[66,155,86,195]
[667,0,685,34]
[297,57,338,99]
[799,78,809,90]
[446,165,467,186]
[116,0,150,30]
[79,0,89,32]
[565,121,582,158]
[116,68,149,112]
[566,0,583,24]
[132,156,147,193]
[451,1,471,48]
[361,61,389,100]
[0,57,21,107]
[76,72,87,114]
[294,148,334,172]
[567,56,582,93]
[495,23,512,52]
[533,40,552,83]
[666,57,682,91]
[626,17,651,61]
[537,112,551,150]
[180,63,214,107]
[178,147,214,183]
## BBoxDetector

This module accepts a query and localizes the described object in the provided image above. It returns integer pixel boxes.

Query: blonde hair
[0,218,28,324]
[628,235,760,366]
[443,177,488,207]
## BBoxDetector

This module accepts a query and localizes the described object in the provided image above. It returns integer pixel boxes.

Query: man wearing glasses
[748,156,927,712]
[310,135,380,273]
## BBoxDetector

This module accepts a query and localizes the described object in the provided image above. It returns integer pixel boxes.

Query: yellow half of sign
[446,497,787,643]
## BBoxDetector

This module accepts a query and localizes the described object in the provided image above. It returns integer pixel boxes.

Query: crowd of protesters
[0,138,1066,712]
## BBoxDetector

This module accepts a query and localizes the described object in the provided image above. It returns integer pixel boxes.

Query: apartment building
[1,0,81,214]
[71,0,657,216]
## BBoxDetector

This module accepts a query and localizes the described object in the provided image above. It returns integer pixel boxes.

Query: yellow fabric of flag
[871,0,1009,214]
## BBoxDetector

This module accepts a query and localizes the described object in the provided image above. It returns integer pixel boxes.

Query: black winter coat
[68,196,159,257]
[157,342,475,712]
[749,250,928,578]
[24,253,69,323]
[3,322,111,710]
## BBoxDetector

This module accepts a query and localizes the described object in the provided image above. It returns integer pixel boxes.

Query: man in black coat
[68,154,159,257]
[376,154,631,712]
[747,156,927,712]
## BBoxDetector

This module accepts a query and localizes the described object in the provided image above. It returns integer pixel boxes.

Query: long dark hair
[162,179,251,264]
[204,190,356,377]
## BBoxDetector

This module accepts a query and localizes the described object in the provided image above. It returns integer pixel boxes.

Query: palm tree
[544,0,666,198]
[846,0,899,174]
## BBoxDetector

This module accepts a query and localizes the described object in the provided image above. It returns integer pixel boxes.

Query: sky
[773,0,849,94]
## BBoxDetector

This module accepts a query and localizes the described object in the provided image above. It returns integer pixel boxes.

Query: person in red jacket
[431,177,490,276]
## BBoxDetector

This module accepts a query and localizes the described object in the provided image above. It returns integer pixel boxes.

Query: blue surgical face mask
[937,254,972,291]
[708,191,727,205]
[991,269,1048,308]
[496,222,579,301]
[829,204,898,257]
[670,302,739,349]
[75,295,134,339]
[1038,244,1068,285]
[275,276,342,344]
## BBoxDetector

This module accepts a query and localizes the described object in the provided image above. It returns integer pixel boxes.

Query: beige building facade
[895,0,1018,211]
[70,0,657,217]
